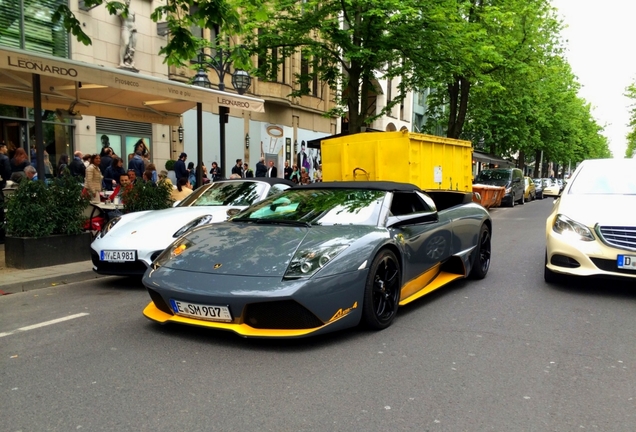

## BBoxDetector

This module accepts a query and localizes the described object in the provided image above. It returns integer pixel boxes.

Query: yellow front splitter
[143,302,336,338]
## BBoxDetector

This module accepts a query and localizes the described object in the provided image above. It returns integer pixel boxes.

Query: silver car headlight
[553,214,594,241]
[172,215,214,238]
[99,216,121,238]
[505,187,512,194]
[284,245,349,279]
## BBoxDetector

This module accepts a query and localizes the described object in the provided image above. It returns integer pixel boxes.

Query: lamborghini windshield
[178,181,267,207]
[233,189,386,226]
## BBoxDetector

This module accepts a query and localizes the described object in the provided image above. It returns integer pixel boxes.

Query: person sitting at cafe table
[127,169,138,184]
[109,172,132,202]
[171,177,193,202]
[24,165,38,181]
[142,170,157,185]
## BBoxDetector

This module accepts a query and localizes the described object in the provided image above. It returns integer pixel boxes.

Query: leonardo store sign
[5,55,79,78]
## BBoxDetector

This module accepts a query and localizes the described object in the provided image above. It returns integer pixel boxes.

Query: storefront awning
[0,46,265,127]
[473,151,515,168]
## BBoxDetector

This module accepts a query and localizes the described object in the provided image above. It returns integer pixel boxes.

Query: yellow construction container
[321,130,473,191]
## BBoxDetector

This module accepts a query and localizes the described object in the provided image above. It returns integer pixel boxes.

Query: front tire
[362,249,401,330]
[544,252,562,284]
[469,224,491,279]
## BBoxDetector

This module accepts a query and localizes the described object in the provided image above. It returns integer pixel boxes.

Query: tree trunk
[533,149,541,178]
[346,65,363,133]
[447,75,470,139]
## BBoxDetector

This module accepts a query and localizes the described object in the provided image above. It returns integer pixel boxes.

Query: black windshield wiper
[254,219,311,227]
[231,217,258,223]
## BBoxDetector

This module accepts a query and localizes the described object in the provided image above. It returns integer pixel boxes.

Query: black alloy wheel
[470,224,491,279]
[362,249,401,330]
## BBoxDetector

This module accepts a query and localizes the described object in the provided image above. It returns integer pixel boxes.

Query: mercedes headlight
[284,245,349,279]
[172,215,214,238]
[553,214,594,241]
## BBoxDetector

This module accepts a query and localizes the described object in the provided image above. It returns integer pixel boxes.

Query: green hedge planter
[6,232,92,269]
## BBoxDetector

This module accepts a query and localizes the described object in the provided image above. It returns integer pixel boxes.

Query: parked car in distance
[523,176,536,202]
[543,179,561,198]
[533,178,546,199]
[545,158,636,283]
[473,168,524,207]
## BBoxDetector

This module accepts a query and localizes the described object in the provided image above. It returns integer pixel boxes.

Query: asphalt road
[2,198,635,431]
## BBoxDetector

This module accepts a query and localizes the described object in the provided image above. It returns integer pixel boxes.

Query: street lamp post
[191,49,251,184]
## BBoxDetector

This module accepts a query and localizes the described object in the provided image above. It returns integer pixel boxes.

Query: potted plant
[121,179,173,213]
[165,159,177,184]
[4,175,92,269]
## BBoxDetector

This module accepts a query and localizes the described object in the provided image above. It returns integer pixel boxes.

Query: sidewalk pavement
[0,243,110,295]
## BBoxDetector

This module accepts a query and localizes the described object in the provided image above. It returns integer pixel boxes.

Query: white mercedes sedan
[545,158,636,283]
[91,178,294,276]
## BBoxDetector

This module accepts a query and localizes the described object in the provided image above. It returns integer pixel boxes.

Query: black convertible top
[216,178,296,187]
[299,181,422,192]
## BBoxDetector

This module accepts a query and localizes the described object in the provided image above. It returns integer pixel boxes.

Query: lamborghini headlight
[553,214,594,241]
[172,214,214,238]
[152,238,193,269]
[284,245,349,279]
[99,216,121,238]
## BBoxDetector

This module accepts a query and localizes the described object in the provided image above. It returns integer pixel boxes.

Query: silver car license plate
[100,250,136,262]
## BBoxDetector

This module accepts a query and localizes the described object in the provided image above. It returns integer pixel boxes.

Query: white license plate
[100,250,136,262]
[169,299,232,322]
[617,255,636,270]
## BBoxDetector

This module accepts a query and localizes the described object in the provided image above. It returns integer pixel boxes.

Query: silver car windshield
[177,182,267,207]
[568,165,636,195]
[234,189,386,226]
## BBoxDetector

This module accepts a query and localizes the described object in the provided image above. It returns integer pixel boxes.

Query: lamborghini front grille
[147,288,173,315]
[243,300,323,329]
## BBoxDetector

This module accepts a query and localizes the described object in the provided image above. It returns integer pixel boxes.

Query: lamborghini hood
[157,223,378,277]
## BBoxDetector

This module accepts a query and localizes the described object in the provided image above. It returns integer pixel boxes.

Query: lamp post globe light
[191,51,251,184]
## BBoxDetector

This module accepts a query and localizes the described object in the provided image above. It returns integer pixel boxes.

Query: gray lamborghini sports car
[143,182,492,338]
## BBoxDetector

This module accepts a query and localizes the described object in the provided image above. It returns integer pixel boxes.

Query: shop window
[0,0,69,57]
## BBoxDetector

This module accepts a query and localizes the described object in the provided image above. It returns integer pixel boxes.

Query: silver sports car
[91,178,294,276]
[143,182,492,338]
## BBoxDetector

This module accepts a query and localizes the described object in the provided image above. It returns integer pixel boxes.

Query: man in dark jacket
[128,149,145,179]
[283,160,292,180]
[100,147,113,173]
[69,151,86,179]
[231,159,243,177]
[174,152,188,181]
[255,157,267,177]
[267,161,278,178]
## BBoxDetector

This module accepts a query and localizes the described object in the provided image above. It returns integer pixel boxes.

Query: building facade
[0,0,337,180]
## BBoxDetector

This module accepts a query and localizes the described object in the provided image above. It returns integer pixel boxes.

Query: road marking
[0,313,90,338]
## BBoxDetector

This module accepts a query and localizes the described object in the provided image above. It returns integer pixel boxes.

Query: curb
[0,271,113,295]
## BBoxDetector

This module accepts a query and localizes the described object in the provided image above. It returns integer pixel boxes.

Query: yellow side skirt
[398,271,464,306]
[143,302,335,338]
